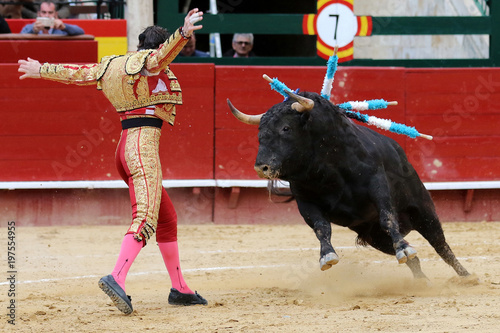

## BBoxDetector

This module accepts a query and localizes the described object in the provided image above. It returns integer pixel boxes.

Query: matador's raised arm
[144,28,190,74]
[39,26,189,86]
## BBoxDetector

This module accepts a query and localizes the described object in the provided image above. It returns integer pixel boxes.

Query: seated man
[21,1,83,36]
[223,33,256,58]
[179,32,209,57]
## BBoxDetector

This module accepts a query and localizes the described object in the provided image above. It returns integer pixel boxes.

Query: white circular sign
[316,3,357,48]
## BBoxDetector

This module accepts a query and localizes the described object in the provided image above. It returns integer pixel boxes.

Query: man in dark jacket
[0,14,11,33]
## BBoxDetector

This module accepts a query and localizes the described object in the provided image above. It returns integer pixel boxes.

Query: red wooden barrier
[215,66,500,183]
[0,63,215,181]
[405,68,500,182]
[0,35,98,63]
[2,64,500,184]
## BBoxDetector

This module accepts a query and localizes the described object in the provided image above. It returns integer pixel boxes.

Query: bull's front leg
[313,220,340,270]
[297,200,339,271]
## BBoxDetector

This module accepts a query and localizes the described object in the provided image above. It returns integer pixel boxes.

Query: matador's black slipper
[98,275,133,315]
[168,288,208,306]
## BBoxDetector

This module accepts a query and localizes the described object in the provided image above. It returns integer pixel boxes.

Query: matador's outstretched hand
[182,8,203,38]
[18,57,42,80]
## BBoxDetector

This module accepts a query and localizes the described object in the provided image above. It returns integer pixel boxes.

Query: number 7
[329,14,339,40]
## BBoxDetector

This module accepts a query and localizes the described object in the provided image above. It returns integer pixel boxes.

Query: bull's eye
[282,126,290,132]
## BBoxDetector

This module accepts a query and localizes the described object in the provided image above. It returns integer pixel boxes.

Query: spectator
[20,1,84,36]
[223,33,256,58]
[22,0,71,19]
[179,32,209,57]
[0,14,11,33]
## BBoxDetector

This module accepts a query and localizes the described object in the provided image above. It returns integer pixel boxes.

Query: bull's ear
[299,108,312,125]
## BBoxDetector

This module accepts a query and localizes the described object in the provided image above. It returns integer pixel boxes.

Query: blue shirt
[21,23,84,36]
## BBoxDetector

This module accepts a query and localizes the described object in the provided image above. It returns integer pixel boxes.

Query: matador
[18,9,208,314]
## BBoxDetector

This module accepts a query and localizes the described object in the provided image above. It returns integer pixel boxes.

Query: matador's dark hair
[137,26,170,50]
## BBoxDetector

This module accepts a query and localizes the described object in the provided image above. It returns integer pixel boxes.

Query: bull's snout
[254,164,278,179]
[254,164,268,178]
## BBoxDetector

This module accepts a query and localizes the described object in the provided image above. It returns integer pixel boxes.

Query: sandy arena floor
[1,222,499,332]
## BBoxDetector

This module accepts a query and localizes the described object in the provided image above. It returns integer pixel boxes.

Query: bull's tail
[355,235,370,247]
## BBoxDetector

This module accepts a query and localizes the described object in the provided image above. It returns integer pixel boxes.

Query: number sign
[303,0,372,62]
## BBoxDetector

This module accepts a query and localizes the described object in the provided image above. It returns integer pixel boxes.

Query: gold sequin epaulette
[96,55,122,81]
[125,50,153,75]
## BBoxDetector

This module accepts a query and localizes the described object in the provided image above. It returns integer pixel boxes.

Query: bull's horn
[284,90,314,112]
[227,99,263,125]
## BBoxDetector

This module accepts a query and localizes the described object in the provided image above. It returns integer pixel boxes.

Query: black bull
[228,90,469,279]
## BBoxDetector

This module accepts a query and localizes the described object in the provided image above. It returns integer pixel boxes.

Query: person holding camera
[20,1,83,35]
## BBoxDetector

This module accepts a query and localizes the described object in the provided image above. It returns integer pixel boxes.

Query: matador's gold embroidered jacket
[39,28,189,125]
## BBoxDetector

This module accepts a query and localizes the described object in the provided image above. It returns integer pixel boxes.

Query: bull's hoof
[320,252,339,271]
[396,246,417,264]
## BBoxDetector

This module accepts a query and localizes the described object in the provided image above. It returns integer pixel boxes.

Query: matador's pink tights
[111,238,194,294]
[111,234,142,292]
[158,241,193,294]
